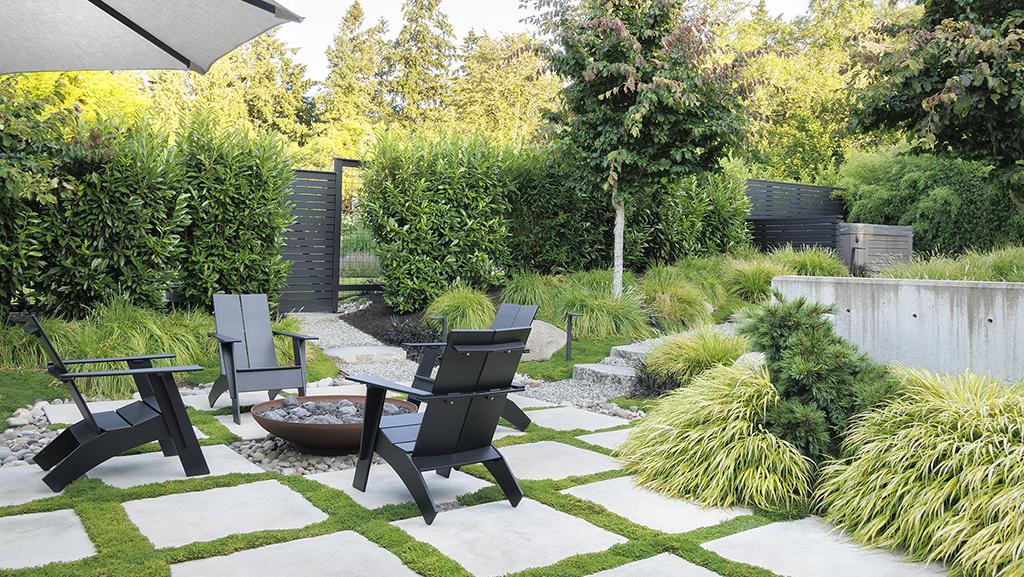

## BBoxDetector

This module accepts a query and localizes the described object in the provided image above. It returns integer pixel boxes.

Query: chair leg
[435,467,451,478]
[232,393,241,425]
[209,375,229,408]
[501,400,532,432]
[158,438,179,457]
[379,445,437,525]
[149,372,210,478]
[268,389,281,401]
[42,422,163,492]
[33,427,81,471]
[483,451,524,508]
[354,387,386,492]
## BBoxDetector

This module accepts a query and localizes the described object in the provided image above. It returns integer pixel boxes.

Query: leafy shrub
[361,132,511,312]
[177,112,294,310]
[383,319,441,348]
[770,246,849,277]
[879,245,1024,282]
[723,259,796,303]
[553,285,651,339]
[836,147,1024,254]
[817,368,1024,577]
[620,364,813,511]
[640,327,749,390]
[423,285,496,330]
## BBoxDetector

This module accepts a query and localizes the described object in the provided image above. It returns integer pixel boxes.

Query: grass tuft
[423,284,497,330]
[723,260,796,303]
[769,246,849,277]
[643,327,750,386]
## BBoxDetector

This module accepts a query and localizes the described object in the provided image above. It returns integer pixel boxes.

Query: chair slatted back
[12,314,99,433]
[492,304,538,330]
[413,328,528,458]
[213,294,278,370]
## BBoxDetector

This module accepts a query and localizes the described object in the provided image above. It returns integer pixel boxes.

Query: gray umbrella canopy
[0,0,302,75]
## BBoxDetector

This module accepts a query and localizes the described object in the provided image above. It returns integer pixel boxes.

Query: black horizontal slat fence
[280,161,342,313]
[745,180,845,250]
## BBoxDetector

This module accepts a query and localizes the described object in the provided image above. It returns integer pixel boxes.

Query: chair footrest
[413,447,502,471]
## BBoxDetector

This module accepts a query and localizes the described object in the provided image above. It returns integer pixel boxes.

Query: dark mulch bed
[341,293,422,344]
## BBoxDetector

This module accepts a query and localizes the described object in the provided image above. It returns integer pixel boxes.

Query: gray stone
[123,480,328,548]
[0,447,12,460]
[734,351,766,371]
[584,554,720,577]
[493,425,526,440]
[87,445,262,488]
[170,531,420,577]
[0,509,96,569]
[499,441,619,480]
[5,418,29,428]
[309,463,491,509]
[577,428,632,451]
[394,498,627,577]
[522,320,567,362]
[215,413,270,441]
[180,391,270,412]
[703,516,947,577]
[526,407,630,432]
[323,345,406,364]
[572,363,637,392]
[42,400,131,425]
[564,476,750,533]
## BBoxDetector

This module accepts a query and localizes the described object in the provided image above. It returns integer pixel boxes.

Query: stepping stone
[44,400,130,424]
[0,509,96,570]
[304,384,405,399]
[123,480,327,548]
[0,466,64,507]
[703,517,947,577]
[170,530,419,577]
[215,413,269,441]
[181,391,271,412]
[577,428,632,451]
[394,498,627,577]
[507,393,557,408]
[526,407,629,431]
[493,425,526,440]
[499,441,619,480]
[308,463,490,509]
[564,476,750,533]
[88,445,262,488]
[585,553,719,577]
[323,345,406,364]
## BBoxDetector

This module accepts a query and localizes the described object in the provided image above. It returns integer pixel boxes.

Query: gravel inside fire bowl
[255,396,411,425]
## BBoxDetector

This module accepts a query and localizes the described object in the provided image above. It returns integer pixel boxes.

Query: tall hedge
[177,113,295,309]
[361,133,512,313]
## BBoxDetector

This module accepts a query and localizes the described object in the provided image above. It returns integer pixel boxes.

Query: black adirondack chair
[405,303,539,431]
[207,294,318,424]
[8,313,210,492]
[348,327,531,524]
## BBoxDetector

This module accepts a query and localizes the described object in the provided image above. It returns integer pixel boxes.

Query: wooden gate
[279,160,344,313]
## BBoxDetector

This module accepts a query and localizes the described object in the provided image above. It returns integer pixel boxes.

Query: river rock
[523,320,567,362]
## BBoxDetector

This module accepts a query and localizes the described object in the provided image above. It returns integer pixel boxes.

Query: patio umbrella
[0,0,302,75]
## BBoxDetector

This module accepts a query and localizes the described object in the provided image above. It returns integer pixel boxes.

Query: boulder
[522,320,567,362]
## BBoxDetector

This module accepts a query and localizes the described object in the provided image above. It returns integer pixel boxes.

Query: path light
[566,312,583,362]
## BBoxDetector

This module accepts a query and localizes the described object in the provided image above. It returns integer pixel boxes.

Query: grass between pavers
[517,335,632,382]
[0,412,791,577]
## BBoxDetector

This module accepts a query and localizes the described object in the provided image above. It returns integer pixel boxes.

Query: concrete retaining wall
[772,276,1024,382]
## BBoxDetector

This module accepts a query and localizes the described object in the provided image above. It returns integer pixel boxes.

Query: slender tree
[383,0,456,127]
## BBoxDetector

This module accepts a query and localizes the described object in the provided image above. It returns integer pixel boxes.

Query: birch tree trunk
[612,200,625,298]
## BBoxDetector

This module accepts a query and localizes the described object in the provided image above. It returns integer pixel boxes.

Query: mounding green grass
[816,367,1024,577]
[640,269,712,331]
[423,284,497,330]
[769,246,849,277]
[517,335,632,382]
[668,257,729,307]
[878,244,1024,282]
[553,285,652,340]
[502,271,561,312]
[0,369,68,418]
[643,327,750,386]
[619,363,813,512]
[723,260,796,303]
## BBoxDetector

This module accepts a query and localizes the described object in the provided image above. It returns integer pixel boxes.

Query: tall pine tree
[383,0,456,126]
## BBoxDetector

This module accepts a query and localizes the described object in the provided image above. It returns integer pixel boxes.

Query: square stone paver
[564,476,750,533]
[181,391,270,412]
[123,480,327,548]
[394,498,627,577]
[586,554,720,577]
[500,440,619,480]
[526,407,629,431]
[0,466,62,507]
[88,445,262,488]
[493,425,526,440]
[508,393,558,408]
[215,413,269,440]
[43,400,130,424]
[577,428,632,451]
[309,463,491,509]
[170,530,418,577]
[703,517,947,577]
[0,509,96,570]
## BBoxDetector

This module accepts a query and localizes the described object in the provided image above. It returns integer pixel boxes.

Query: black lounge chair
[207,294,318,424]
[348,327,531,524]
[405,303,539,431]
[8,313,210,492]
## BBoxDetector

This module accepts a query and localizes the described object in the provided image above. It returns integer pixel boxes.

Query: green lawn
[0,369,68,418]
[517,335,632,382]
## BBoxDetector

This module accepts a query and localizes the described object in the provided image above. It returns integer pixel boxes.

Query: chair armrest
[417,383,526,401]
[208,332,242,344]
[452,341,526,354]
[273,330,318,341]
[56,365,203,380]
[62,353,176,365]
[345,375,432,398]
[402,341,446,349]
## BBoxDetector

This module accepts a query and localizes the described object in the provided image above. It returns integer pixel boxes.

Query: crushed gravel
[289,313,383,348]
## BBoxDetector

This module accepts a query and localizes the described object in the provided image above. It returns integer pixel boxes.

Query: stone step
[609,337,667,364]
[572,363,637,389]
[322,345,406,365]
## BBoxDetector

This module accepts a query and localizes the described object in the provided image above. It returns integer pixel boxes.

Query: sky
[276,0,812,82]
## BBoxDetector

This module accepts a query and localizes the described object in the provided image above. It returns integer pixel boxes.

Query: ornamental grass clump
[501,271,560,312]
[770,246,849,277]
[816,368,1024,577]
[620,363,813,511]
[553,284,651,339]
[633,327,749,397]
[423,285,496,330]
[723,259,796,303]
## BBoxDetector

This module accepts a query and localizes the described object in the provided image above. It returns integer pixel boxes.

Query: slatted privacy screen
[746,179,845,219]
[280,161,343,313]
[748,217,842,250]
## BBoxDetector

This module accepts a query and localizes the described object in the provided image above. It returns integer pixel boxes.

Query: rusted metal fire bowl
[251,395,418,456]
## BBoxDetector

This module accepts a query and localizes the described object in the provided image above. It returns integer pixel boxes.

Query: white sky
[277,0,811,82]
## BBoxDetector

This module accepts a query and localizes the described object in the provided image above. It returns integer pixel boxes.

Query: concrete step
[572,363,637,389]
[609,337,667,364]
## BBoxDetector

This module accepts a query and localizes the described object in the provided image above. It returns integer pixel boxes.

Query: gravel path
[289,313,383,348]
